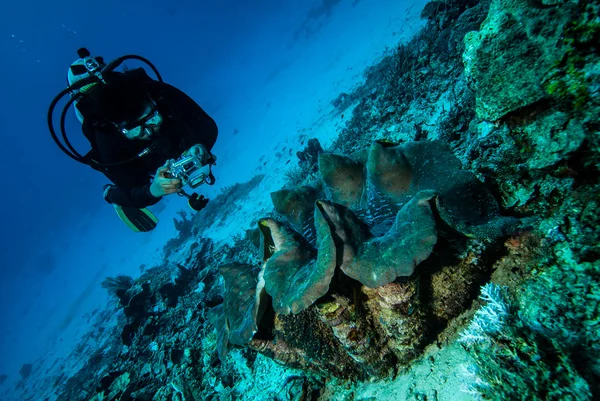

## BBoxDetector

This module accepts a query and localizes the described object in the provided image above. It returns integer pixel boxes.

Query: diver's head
[93,75,163,140]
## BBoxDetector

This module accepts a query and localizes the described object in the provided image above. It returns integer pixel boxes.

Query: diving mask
[116,105,163,140]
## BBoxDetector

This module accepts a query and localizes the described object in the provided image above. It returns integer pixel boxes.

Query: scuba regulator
[48,47,216,212]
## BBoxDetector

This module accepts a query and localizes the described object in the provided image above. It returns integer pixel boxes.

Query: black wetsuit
[79,69,218,208]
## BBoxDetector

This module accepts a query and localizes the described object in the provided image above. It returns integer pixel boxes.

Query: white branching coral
[458,283,510,399]
[458,280,593,400]
[459,283,509,345]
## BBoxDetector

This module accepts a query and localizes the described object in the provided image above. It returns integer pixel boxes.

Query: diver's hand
[150,162,182,198]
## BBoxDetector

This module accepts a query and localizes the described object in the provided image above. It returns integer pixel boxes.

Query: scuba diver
[48,48,218,232]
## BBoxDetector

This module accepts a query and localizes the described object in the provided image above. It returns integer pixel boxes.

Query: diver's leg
[102,185,158,232]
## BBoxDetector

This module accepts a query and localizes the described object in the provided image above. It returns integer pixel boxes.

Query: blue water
[0,0,420,396]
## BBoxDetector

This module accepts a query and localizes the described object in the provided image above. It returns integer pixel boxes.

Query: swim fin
[113,205,159,232]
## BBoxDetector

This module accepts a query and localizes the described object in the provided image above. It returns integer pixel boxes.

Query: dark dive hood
[48,47,164,168]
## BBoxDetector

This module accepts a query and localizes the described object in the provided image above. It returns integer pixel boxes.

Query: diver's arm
[103,168,161,209]
[87,123,164,208]
[104,162,182,208]
[104,182,160,209]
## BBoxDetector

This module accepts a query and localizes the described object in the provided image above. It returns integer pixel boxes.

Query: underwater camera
[167,146,217,211]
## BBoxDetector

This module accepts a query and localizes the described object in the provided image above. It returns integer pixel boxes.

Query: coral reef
[162,210,196,259]
[460,284,592,400]
[519,250,600,393]
[101,274,135,306]
[296,138,324,174]
[462,0,574,121]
